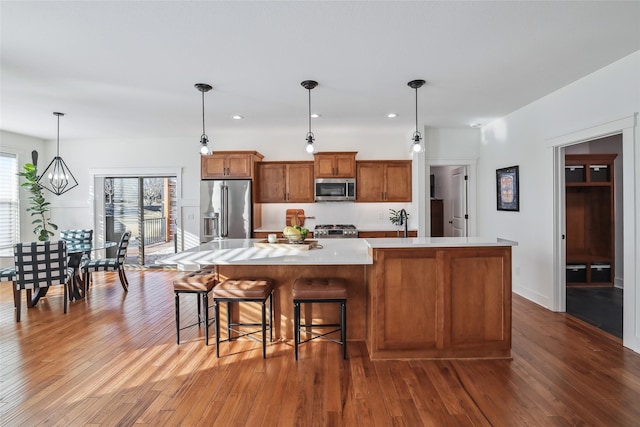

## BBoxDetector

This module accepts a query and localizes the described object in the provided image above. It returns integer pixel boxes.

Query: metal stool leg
[269,292,273,342]
[294,301,300,360]
[215,299,221,358]
[203,292,210,346]
[175,292,180,344]
[342,300,347,359]
[262,298,267,359]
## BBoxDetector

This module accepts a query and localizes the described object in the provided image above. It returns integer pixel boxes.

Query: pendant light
[37,112,78,195]
[408,79,426,153]
[195,83,213,155]
[301,80,318,154]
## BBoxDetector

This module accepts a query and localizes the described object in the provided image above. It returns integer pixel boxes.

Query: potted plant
[17,151,57,241]
[388,209,409,227]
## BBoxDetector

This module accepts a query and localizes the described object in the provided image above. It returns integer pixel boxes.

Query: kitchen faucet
[398,209,408,238]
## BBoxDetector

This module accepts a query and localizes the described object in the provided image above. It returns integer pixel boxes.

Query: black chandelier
[301,80,318,154]
[195,83,213,155]
[37,112,78,195]
[408,79,426,153]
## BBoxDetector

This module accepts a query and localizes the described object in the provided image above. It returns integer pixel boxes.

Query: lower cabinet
[366,246,512,359]
[358,231,417,238]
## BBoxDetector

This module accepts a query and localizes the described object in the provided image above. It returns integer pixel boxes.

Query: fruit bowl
[283,232,305,243]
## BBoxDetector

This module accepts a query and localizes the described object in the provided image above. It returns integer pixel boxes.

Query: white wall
[477,51,639,352]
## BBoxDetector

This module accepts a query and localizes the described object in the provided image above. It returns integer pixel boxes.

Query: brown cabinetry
[201,151,263,179]
[366,246,512,360]
[358,230,417,238]
[356,161,411,202]
[565,154,616,286]
[256,161,314,203]
[314,152,357,178]
[430,199,444,237]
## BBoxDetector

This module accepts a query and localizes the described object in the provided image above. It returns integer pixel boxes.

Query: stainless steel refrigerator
[200,180,252,242]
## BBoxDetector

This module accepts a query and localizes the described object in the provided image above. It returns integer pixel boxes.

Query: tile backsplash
[258,202,413,231]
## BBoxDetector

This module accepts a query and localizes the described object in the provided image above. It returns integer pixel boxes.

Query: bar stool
[293,277,347,360]
[173,269,218,345]
[214,278,274,359]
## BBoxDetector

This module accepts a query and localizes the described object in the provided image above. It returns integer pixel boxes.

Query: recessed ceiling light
[387,113,398,118]
[311,113,321,119]
[232,115,244,120]
[470,123,482,128]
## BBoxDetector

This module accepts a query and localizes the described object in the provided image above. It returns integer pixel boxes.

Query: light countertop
[160,239,372,270]
[364,237,518,248]
[160,237,517,270]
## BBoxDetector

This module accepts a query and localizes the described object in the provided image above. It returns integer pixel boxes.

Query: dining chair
[60,229,94,263]
[81,231,132,292]
[1,266,17,308]
[13,241,72,322]
[61,228,94,294]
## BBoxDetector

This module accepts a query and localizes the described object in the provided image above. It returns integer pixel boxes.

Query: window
[0,152,19,256]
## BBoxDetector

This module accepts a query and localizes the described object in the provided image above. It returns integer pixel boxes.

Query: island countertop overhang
[161,237,517,270]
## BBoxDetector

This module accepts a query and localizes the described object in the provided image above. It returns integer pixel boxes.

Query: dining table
[30,240,117,305]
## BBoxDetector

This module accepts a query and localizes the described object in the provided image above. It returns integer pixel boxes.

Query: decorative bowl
[284,232,306,243]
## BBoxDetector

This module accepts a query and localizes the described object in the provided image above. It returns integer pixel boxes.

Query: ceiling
[1,1,639,142]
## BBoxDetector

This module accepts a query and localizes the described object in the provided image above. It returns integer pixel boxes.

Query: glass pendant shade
[37,112,78,195]
[305,132,315,153]
[412,132,424,153]
[301,80,318,154]
[200,135,210,155]
[195,83,213,155]
[408,79,426,154]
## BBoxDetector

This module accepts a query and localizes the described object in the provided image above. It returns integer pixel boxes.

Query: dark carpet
[566,287,623,338]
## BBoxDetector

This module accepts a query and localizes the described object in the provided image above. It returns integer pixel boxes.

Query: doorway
[430,165,470,237]
[563,135,623,337]
[99,175,177,267]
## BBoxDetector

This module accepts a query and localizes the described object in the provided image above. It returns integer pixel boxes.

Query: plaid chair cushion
[60,229,93,244]
[14,241,70,290]
[81,231,131,273]
[61,229,94,268]
[0,267,16,282]
[82,258,119,272]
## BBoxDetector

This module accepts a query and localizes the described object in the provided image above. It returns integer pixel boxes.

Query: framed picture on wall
[496,165,519,211]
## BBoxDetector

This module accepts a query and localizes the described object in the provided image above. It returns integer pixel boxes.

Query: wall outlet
[188,213,195,220]
[377,211,384,220]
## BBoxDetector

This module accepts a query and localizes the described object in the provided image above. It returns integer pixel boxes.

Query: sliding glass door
[99,176,177,266]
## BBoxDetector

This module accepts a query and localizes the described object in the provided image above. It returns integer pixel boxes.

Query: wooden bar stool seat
[173,269,218,345]
[214,278,274,359]
[293,277,347,360]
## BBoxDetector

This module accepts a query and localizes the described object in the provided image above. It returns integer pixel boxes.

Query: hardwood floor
[2,270,640,426]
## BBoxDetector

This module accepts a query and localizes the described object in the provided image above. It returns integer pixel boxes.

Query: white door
[450,166,468,237]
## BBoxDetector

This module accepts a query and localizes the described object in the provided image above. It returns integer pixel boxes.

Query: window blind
[0,152,19,256]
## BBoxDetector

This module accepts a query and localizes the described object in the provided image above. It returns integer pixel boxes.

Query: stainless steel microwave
[314,178,356,202]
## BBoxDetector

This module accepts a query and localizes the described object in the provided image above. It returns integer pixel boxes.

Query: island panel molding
[367,245,512,360]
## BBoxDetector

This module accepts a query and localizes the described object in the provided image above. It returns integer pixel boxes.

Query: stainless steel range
[314,224,358,238]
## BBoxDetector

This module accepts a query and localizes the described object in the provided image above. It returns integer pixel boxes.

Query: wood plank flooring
[2,270,640,426]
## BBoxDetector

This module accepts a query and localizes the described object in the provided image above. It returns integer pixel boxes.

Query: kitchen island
[163,237,516,359]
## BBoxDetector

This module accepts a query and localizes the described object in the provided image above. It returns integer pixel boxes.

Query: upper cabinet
[201,151,264,179]
[256,161,315,203]
[356,160,412,202]
[314,152,357,178]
